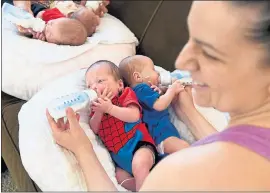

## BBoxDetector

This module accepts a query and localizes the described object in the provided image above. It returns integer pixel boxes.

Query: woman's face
[175,1,270,115]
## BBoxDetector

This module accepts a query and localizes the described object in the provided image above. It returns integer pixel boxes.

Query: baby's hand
[96,87,114,100]
[92,97,113,114]
[32,31,46,41]
[168,80,185,95]
[149,82,162,95]
[94,0,109,17]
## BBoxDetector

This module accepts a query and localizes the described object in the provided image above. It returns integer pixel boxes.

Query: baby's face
[86,65,123,98]
[139,59,160,86]
[44,18,69,44]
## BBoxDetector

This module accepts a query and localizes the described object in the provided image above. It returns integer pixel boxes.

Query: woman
[47,1,270,191]
[10,0,109,40]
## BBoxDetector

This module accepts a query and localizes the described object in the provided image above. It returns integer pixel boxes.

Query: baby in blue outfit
[119,55,189,155]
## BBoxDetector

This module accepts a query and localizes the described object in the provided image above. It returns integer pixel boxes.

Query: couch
[1,1,192,191]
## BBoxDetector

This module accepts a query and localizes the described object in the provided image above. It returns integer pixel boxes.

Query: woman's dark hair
[231,1,270,64]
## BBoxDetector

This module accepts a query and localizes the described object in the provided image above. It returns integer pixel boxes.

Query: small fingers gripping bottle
[158,70,192,86]
[47,90,98,120]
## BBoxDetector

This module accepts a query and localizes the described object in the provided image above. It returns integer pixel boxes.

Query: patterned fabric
[90,87,155,154]
[32,0,52,8]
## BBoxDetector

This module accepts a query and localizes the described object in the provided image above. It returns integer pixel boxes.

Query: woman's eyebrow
[194,38,226,56]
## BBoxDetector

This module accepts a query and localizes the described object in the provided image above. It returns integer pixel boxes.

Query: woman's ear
[133,72,142,82]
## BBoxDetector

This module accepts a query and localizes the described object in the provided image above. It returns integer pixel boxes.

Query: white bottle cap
[83,89,98,102]
[159,71,172,86]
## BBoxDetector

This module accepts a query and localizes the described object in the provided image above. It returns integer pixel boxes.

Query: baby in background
[85,60,159,191]
[119,55,190,155]
[35,6,99,45]
[50,1,101,36]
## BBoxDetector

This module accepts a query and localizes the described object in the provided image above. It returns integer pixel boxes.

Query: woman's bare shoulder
[140,142,270,191]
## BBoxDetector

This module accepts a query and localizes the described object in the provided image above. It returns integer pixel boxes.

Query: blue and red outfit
[90,87,157,174]
[133,83,181,150]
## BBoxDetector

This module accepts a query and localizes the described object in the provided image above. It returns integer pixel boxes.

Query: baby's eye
[97,79,104,83]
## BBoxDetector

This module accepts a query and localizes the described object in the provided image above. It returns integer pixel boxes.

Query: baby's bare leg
[115,167,136,191]
[163,136,189,154]
[132,147,154,191]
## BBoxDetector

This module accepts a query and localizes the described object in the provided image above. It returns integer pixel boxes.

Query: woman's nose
[175,40,199,72]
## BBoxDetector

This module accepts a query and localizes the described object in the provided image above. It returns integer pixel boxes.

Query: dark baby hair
[85,60,122,81]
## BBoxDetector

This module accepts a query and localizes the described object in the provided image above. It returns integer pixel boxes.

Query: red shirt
[90,87,155,154]
[42,8,65,23]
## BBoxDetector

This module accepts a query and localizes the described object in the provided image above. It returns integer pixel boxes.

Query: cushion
[19,69,127,191]
[2,13,138,101]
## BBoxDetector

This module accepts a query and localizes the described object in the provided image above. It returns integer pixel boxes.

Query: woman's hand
[13,1,33,15]
[172,86,195,121]
[13,1,34,35]
[46,107,93,155]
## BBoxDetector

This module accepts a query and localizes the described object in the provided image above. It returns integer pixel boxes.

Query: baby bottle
[47,90,98,120]
[2,2,45,32]
[159,69,192,86]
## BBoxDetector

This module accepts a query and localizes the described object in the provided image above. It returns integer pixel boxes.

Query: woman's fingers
[65,108,80,129]
[46,109,60,133]
[56,118,66,129]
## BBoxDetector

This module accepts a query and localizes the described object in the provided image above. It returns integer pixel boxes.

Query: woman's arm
[47,108,117,191]
[172,87,217,140]
[13,0,32,14]
[140,142,270,191]
[75,145,117,191]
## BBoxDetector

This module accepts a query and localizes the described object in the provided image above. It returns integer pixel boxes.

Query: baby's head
[44,18,87,46]
[119,55,160,87]
[70,7,100,37]
[85,60,124,97]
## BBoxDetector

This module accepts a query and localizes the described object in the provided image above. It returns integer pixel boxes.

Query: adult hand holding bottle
[13,0,34,35]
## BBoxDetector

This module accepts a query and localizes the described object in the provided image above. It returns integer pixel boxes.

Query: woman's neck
[229,100,270,129]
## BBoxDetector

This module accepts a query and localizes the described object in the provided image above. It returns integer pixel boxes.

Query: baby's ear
[133,72,142,82]
[119,79,125,89]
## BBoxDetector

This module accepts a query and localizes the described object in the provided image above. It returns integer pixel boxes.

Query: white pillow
[2,13,137,101]
[19,69,127,191]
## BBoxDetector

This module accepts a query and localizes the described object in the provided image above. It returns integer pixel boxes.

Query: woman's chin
[192,90,213,108]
